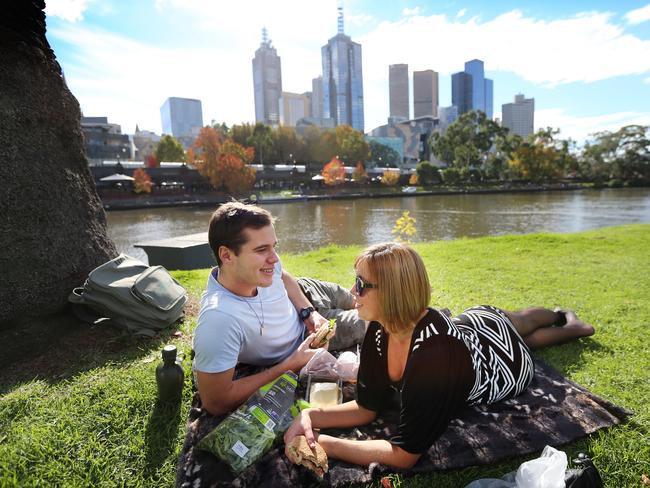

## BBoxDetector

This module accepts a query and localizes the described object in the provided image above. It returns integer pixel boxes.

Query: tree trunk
[0,0,118,326]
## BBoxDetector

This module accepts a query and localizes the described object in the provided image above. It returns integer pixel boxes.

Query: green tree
[416,161,441,185]
[508,128,575,181]
[335,125,370,165]
[581,125,650,183]
[369,140,400,167]
[430,110,507,169]
[274,126,304,163]
[155,134,185,162]
[247,123,274,164]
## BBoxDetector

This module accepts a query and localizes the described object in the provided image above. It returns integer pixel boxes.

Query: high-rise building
[451,59,494,118]
[413,69,438,118]
[160,97,203,147]
[279,91,312,126]
[252,28,282,126]
[321,5,364,131]
[451,72,472,115]
[502,93,534,138]
[438,105,459,130]
[311,76,323,119]
[389,64,409,119]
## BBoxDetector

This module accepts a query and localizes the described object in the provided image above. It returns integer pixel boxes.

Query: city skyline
[45,0,650,142]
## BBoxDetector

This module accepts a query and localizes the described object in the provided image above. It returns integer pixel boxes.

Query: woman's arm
[284,401,375,451]
[317,435,421,470]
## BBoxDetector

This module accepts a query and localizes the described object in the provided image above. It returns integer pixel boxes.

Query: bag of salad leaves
[196,371,299,475]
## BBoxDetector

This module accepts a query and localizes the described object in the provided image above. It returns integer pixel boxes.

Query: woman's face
[351,262,381,323]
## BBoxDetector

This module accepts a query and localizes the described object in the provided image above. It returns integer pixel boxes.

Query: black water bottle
[156,345,184,403]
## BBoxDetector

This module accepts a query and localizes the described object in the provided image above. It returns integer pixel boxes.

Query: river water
[106,188,650,263]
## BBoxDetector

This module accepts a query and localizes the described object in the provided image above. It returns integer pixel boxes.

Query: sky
[45,0,650,143]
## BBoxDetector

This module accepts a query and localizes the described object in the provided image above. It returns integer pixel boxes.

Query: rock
[0,0,117,326]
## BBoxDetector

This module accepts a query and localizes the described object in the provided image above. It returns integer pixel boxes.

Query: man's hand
[284,333,319,372]
[304,310,330,334]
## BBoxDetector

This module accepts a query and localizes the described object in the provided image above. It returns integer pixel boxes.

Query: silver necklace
[216,273,265,335]
[243,292,265,336]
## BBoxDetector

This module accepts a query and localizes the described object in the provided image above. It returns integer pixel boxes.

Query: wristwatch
[299,306,315,322]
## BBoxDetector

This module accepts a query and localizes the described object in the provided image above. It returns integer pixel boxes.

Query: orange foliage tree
[133,168,153,194]
[381,169,400,186]
[352,162,368,183]
[322,157,346,186]
[408,172,419,185]
[145,153,158,168]
[188,127,256,194]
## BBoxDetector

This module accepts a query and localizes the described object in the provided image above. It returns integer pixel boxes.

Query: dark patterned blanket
[176,359,631,487]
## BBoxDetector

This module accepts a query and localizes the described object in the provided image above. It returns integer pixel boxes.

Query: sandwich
[310,319,337,348]
[286,435,328,478]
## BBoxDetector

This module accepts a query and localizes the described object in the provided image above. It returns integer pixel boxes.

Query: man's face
[229,225,279,289]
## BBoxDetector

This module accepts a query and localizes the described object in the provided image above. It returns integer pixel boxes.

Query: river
[106,188,650,263]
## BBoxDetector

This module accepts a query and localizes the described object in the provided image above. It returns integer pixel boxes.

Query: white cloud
[45,0,89,22]
[536,109,650,143]
[402,7,421,16]
[645,76,650,84]
[625,3,650,24]
[456,8,467,18]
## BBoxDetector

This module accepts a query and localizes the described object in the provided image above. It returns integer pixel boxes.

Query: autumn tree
[144,153,158,168]
[381,169,400,186]
[188,127,256,194]
[155,134,185,162]
[508,128,575,181]
[352,161,368,183]
[322,157,346,186]
[133,168,153,194]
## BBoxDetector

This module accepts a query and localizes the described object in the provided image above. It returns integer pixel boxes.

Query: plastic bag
[335,350,359,382]
[464,445,567,488]
[196,372,298,475]
[515,445,567,488]
[299,348,338,382]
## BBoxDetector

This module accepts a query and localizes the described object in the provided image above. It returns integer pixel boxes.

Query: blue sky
[45,0,650,143]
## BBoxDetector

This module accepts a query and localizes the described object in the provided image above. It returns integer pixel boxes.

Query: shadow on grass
[144,400,183,476]
[0,307,184,395]
[534,336,612,377]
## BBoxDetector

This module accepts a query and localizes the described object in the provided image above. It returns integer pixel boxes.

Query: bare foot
[563,310,595,337]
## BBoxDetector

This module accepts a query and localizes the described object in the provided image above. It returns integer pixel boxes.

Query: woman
[284,242,594,469]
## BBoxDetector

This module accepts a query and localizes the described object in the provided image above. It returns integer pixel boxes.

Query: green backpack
[69,254,187,337]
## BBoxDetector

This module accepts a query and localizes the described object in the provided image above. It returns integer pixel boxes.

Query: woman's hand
[284,409,318,452]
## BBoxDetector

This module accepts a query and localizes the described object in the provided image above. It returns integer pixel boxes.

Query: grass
[1,224,649,487]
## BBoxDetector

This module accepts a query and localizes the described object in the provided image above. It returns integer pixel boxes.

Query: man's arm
[196,333,317,416]
[281,269,328,333]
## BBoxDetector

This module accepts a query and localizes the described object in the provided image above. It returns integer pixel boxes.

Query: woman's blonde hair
[355,242,431,335]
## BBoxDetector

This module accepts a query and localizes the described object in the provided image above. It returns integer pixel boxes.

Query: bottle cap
[162,344,177,362]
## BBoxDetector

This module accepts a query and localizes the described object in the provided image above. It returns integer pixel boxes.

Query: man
[193,202,364,416]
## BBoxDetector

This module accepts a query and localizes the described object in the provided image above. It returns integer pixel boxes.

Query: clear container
[305,373,342,409]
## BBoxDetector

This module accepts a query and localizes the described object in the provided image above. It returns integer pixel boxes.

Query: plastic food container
[305,374,342,409]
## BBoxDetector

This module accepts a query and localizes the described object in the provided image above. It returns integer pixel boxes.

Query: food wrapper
[196,372,301,475]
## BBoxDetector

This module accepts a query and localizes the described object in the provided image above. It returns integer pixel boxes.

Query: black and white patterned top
[356,306,534,454]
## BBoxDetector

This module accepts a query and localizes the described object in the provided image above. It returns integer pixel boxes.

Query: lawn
[1,224,649,487]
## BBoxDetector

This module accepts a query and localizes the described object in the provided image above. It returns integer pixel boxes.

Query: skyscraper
[311,76,323,119]
[279,91,312,126]
[389,64,409,119]
[160,97,203,147]
[451,72,472,115]
[413,69,438,118]
[252,28,282,126]
[502,93,535,138]
[321,5,364,131]
[451,59,494,118]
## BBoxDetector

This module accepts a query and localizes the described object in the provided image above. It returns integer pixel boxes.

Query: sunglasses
[355,275,376,296]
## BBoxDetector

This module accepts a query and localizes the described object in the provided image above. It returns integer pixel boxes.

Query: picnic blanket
[175,359,631,487]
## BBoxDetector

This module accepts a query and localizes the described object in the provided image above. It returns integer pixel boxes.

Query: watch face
[300,307,313,320]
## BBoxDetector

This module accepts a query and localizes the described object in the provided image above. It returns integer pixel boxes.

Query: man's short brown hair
[208,202,274,266]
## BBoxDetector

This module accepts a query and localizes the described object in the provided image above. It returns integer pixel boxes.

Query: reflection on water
[106,188,650,263]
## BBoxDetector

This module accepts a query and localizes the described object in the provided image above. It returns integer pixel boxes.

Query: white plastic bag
[299,348,338,382]
[335,350,359,382]
[464,445,567,488]
[515,445,567,488]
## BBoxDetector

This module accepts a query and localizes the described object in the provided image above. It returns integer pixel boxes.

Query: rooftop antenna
[337,1,344,34]
[262,26,269,46]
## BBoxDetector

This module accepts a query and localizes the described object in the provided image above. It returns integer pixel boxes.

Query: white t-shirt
[192,260,304,375]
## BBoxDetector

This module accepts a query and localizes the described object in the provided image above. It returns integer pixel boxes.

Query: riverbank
[2,224,648,486]
[102,182,587,211]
